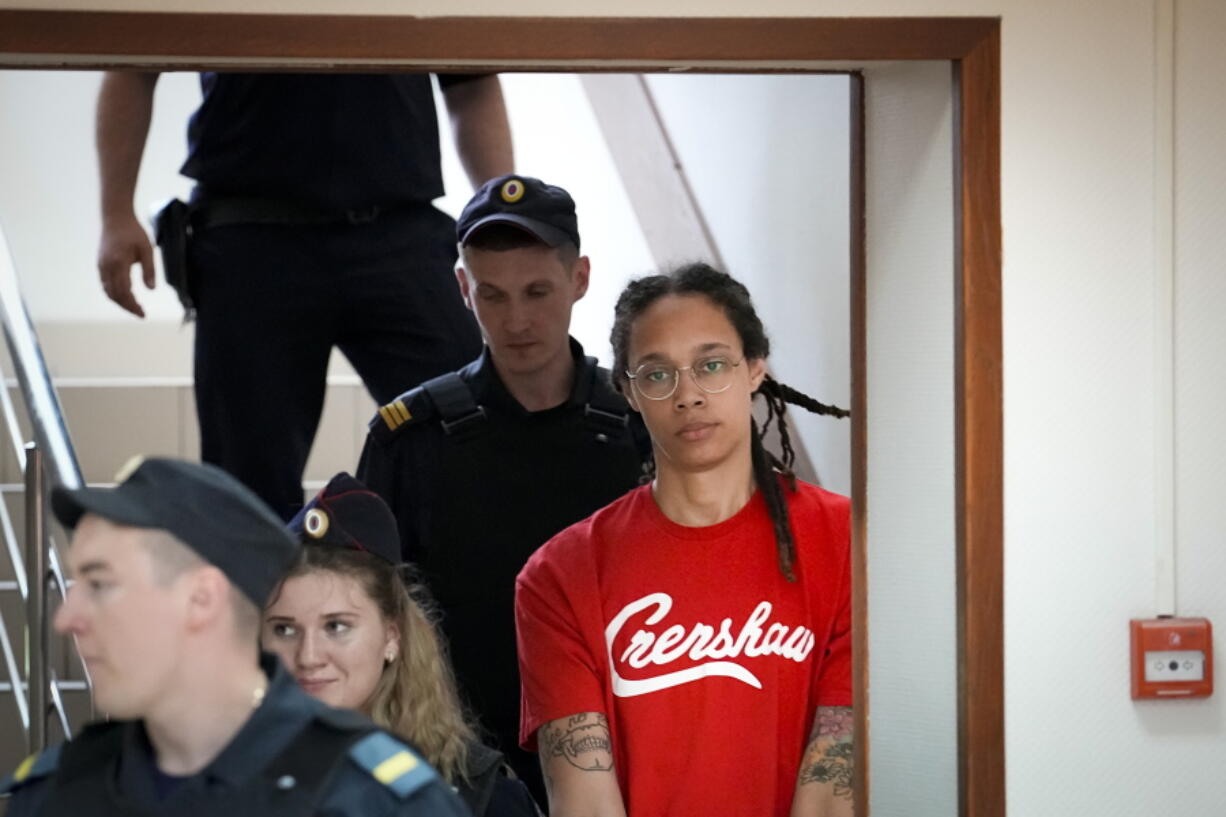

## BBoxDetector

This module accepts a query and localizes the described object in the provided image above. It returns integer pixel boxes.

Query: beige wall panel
[302,383,361,487]
[177,384,199,460]
[56,385,180,483]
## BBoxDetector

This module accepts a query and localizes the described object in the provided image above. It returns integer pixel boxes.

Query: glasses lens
[693,357,735,393]
[635,363,677,399]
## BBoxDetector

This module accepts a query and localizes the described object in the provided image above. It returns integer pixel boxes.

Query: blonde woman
[264,473,539,817]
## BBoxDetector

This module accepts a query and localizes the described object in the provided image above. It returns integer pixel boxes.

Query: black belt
[191,197,417,230]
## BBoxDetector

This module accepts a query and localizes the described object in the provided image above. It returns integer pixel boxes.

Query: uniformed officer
[357,174,647,804]
[95,71,513,519]
[268,472,540,816]
[0,457,470,817]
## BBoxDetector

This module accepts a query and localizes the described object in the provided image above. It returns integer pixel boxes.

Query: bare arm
[441,74,513,189]
[537,712,626,817]
[790,705,854,817]
[95,71,160,318]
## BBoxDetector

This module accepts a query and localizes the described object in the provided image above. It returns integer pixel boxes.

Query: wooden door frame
[0,12,1004,816]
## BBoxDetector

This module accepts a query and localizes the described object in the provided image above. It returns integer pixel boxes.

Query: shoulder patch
[348,732,437,800]
[367,388,433,443]
[0,745,61,794]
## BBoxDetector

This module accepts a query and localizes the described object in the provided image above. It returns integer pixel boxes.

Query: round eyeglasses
[625,356,744,401]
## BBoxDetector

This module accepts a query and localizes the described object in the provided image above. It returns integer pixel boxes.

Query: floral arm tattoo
[538,712,614,773]
[797,706,854,801]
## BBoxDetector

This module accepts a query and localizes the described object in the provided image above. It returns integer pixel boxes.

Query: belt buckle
[346,206,380,225]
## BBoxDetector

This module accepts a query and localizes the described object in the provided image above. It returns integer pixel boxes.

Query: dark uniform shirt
[357,338,646,797]
[182,72,480,211]
[455,741,538,817]
[0,654,470,817]
[174,71,487,519]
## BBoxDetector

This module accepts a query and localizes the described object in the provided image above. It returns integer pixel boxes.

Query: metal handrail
[25,443,48,752]
[0,226,83,493]
[0,218,89,752]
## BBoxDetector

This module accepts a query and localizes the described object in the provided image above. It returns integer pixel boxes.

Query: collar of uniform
[118,653,311,798]
[471,336,594,415]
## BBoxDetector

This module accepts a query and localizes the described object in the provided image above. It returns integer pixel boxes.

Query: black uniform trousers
[189,204,482,519]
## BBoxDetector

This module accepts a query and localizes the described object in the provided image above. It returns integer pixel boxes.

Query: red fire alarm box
[1130,617,1213,699]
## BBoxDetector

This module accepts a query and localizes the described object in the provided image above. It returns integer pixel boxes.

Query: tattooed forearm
[797,706,854,800]
[800,741,853,796]
[539,712,614,772]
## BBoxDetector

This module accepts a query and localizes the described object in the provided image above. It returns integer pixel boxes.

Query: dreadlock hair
[610,261,849,582]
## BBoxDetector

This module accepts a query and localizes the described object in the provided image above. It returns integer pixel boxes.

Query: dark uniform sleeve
[356,432,398,510]
[396,782,476,816]
[358,390,436,563]
[488,774,543,817]
[1,746,61,817]
[2,779,51,817]
[358,432,421,563]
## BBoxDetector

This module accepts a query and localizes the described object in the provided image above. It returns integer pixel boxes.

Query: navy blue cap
[51,457,299,607]
[457,174,580,250]
[287,473,401,566]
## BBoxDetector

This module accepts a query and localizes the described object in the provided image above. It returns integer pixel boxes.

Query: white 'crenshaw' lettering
[605,592,815,697]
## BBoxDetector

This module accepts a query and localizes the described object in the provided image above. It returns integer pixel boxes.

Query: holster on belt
[152,198,194,320]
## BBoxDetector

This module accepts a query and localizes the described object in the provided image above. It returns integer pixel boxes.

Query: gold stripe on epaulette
[13,753,36,782]
[378,400,411,431]
[372,750,418,784]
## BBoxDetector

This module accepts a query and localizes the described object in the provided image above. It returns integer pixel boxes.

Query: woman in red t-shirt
[515,262,854,817]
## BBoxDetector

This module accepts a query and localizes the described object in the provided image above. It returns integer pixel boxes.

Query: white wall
[1000,1,1226,815]
[862,60,956,815]
[0,71,199,325]
[4,1,1226,815]
[1174,1,1226,633]
[645,74,852,493]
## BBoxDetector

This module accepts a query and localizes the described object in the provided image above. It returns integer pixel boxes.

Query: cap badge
[499,179,525,203]
[114,454,146,483]
[304,508,330,539]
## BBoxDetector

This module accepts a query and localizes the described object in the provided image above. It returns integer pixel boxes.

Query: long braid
[759,374,850,420]
[753,375,850,579]
[751,421,797,582]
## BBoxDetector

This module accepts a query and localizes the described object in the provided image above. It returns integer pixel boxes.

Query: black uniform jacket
[457,741,539,817]
[357,339,646,760]
[0,654,471,817]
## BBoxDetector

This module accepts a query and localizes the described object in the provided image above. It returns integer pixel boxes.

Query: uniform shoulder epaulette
[348,731,438,800]
[0,744,61,795]
[368,387,434,443]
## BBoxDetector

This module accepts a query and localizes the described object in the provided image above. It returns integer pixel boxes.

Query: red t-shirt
[515,481,851,817]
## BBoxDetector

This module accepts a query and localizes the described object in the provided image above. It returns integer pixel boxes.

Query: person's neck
[143,647,267,776]
[651,446,756,527]
[494,346,576,413]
